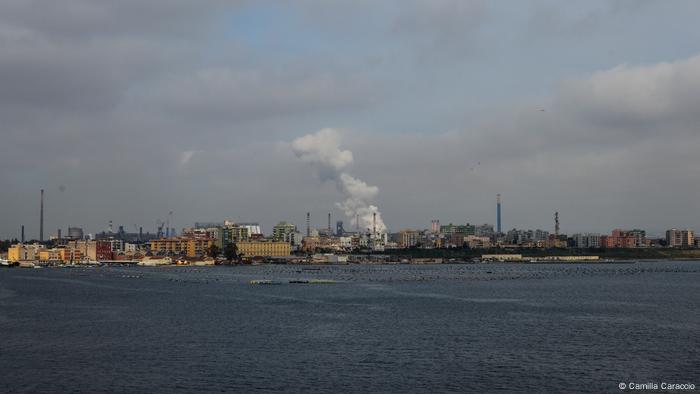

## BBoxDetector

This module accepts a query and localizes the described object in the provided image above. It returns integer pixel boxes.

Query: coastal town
[2,204,698,267]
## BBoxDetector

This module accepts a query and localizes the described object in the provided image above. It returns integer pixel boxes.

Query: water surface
[1,262,699,393]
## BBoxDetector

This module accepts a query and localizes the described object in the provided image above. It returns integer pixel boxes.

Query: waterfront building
[572,233,601,248]
[149,238,213,257]
[465,235,491,248]
[38,248,66,262]
[109,239,124,252]
[7,244,44,262]
[534,229,549,242]
[272,221,297,242]
[236,241,291,257]
[666,229,695,247]
[629,229,648,247]
[601,229,639,248]
[399,230,421,248]
[205,227,223,248]
[64,240,112,261]
[222,224,250,246]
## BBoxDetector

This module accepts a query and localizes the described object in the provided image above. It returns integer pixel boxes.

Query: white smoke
[291,128,387,233]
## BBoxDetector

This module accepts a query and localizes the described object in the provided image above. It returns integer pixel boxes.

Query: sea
[1,261,699,393]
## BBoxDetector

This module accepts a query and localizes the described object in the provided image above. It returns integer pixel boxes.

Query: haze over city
[2,1,700,239]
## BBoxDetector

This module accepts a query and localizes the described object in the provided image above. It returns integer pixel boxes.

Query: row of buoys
[94,262,697,285]
[250,279,337,285]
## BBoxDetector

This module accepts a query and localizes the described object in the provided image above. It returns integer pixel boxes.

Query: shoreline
[3,258,700,269]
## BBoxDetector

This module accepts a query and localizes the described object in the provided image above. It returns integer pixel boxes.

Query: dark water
[1,262,699,393]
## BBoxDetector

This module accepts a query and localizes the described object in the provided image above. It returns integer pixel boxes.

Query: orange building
[150,237,213,257]
[601,229,639,248]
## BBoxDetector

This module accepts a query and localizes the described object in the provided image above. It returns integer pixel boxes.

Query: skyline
[2,1,700,238]
[7,187,691,241]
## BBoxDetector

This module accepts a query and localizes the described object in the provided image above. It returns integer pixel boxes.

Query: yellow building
[149,238,213,257]
[8,244,45,262]
[236,241,291,257]
[38,248,66,262]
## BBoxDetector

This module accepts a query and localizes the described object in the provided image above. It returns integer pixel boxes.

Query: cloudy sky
[2,0,700,239]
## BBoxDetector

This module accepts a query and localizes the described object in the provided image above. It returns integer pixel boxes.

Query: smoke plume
[291,128,387,233]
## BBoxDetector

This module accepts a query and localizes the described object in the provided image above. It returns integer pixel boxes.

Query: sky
[2,0,700,239]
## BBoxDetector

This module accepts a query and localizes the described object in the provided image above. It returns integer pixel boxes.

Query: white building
[573,233,601,248]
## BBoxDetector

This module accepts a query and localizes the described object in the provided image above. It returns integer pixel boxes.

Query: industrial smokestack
[496,194,502,234]
[555,211,560,237]
[139,226,143,241]
[306,212,310,237]
[291,129,387,234]
[40,189,44,242]
[373,212,376,238]
[328,212,331,234]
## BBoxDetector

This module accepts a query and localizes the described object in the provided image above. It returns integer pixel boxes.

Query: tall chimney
[40,189,44,242]
[373,212,376,238]
[328,212,331,234]
[306,212,310,237]
[496,193,502,234]
[139,226,143,241]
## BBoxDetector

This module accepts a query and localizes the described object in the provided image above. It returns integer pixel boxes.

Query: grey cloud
[139,67,380,123]
[1,1,699,239]
[391,0,487,57]
[341,54,700,232]
[0,0,231,39]
[557,55,700,130]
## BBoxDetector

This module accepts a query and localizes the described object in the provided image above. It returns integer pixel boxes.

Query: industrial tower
[496,194,502,234]
[306,212,310,237]
[40,189,44,242]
